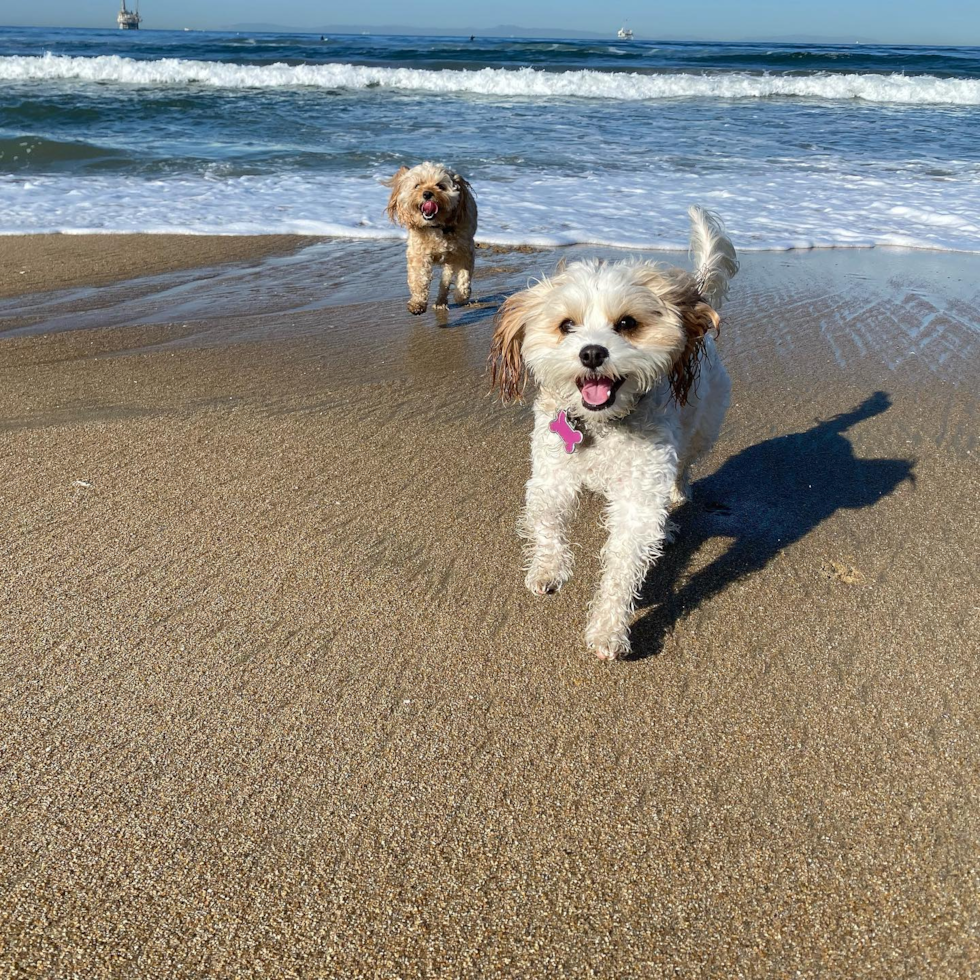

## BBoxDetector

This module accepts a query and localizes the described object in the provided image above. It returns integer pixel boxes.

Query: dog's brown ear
[384,166,409,224]
[669,299,720,406]
[450,173,475,223]
[489,290,531,403]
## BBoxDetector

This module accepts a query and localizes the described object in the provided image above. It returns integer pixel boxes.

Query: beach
[0,234,307,300]
[1,234,978,978]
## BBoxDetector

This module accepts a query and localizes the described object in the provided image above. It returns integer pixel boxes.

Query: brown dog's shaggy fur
[385,161,478,315]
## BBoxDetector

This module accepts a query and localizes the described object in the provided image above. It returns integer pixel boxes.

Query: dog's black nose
[579,345,609,370]
[422,190,434,200]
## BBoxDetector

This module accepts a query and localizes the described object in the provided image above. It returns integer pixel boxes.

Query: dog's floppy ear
[489,290,531,403]
[449,172,475,223]
[384,166,409,224]
[669,295,720,406]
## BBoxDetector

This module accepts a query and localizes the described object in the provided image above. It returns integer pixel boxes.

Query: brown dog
[385,161,478,315]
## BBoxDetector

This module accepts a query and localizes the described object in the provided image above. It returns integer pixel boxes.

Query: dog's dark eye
[437,182,447,190]
[615,315,638,332]
[559,318,575,334]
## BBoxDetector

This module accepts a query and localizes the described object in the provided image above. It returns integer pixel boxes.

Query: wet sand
[0,233,310,300]
[1,236,978,978]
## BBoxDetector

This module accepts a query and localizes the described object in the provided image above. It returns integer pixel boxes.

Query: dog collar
[547,387,655,453]
[565,390,651,434]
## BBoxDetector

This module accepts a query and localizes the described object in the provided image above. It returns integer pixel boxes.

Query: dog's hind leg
[435,262,453,310]
[454,255,473,304]
[670,465,693,508]
[672,361,731,506]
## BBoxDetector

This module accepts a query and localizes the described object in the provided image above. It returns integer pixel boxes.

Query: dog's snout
[579,345,609,370]
[422,190,434,200]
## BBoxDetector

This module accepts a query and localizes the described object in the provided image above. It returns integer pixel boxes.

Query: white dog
[489,207,738,660]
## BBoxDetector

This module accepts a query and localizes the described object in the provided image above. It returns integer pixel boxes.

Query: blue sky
[2,1,977,46]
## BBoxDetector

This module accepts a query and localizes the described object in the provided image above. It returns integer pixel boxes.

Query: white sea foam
[2,168,979,253]
[2,53,980,105]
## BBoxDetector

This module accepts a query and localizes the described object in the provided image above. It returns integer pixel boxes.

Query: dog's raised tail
[688,206,738,308]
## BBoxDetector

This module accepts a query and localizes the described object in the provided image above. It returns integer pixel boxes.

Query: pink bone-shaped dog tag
[549,410,583,454]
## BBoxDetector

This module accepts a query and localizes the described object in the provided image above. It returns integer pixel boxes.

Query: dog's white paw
[407,299,427,316]
[663,517,679,545]
[585,624,629,661]
[669,483,690,508]
[586,637,628,661]
[525,549,573,596]
[525,569,569,596]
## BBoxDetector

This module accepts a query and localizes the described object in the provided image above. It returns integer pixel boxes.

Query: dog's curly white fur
[385,161,478,315]
[489,207,738,661]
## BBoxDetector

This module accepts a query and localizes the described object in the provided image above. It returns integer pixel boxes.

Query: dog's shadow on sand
[434,295,508,329]
[629,391,914,660]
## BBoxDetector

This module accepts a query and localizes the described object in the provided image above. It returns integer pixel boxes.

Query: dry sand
[1,236,978,978]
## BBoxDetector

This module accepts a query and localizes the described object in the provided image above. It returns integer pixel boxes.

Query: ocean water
[1,27,979,252]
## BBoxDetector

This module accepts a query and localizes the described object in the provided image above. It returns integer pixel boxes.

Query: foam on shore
[3,169,979,253]
[3,54,980,105]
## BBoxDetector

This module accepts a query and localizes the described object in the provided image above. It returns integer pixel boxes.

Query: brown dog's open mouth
[576,374,625,411]
[420,200,439,220]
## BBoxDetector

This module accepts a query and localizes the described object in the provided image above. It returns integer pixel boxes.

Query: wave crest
[1,54,979,105]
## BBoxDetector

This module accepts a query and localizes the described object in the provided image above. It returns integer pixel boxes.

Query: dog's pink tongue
[582,378,614,405]
[421,200,438,217]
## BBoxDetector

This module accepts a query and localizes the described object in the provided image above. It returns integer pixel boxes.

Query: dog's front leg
[407,250,433,315]
[586,484,671,661]
[520,444,579,595]
[434,262,452,310]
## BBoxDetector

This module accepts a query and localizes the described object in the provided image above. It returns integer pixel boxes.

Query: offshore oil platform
[117,0,142,29]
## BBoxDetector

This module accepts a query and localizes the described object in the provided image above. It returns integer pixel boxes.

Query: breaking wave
[2,54,980,105]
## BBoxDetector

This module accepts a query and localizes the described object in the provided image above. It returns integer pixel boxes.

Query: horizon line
[3,23,979,49]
